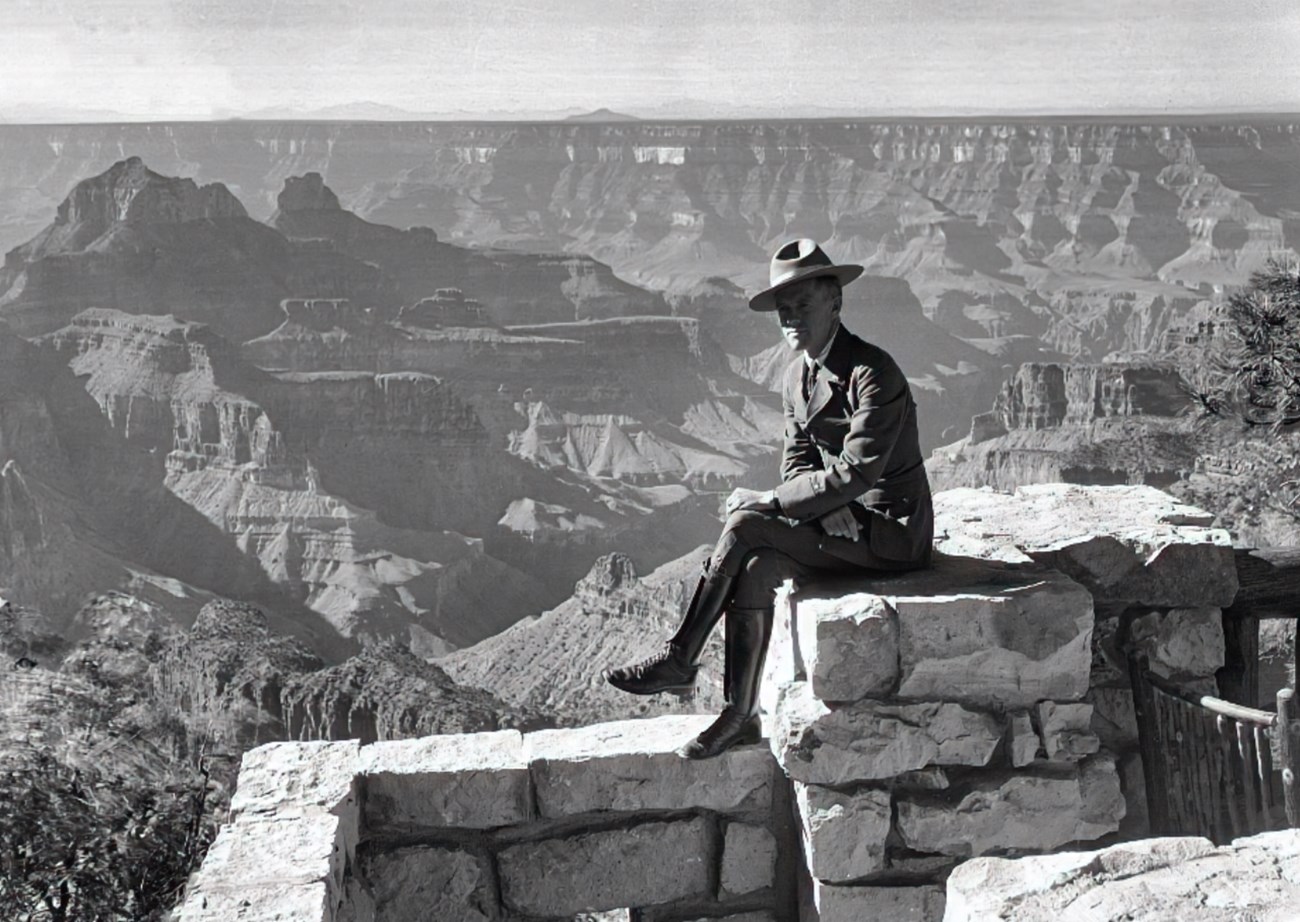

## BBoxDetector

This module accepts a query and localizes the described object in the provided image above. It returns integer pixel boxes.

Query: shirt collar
[803,319,840,368]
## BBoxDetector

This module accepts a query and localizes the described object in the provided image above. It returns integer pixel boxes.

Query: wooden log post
[1129,652,1168,835]
[1279,687,1299,828]
[1218,609,1259,708]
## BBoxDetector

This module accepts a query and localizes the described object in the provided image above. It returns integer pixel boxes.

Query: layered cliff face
[0,158,388,342]
[32,309,550,654]
[928,357,1300,547]
[148,598,537,748]
[3,121,1293,365]
[438,549,726,727]
[271,171,669,326]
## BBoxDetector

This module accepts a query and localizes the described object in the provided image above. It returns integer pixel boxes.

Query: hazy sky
[4,0,1299,119]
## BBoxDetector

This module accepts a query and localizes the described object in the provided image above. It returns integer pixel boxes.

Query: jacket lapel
[805,326,852,422]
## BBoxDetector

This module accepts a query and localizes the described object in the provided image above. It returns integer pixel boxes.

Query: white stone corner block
[772,682,1003,785]
[175,881,333,921]
[360,729,531,831]
[524,715,774,817]
[231,740,361,820]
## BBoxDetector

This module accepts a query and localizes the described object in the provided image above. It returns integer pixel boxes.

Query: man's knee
[731,548,788,608]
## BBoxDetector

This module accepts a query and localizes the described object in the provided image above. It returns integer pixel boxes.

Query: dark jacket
[772,324,933,568]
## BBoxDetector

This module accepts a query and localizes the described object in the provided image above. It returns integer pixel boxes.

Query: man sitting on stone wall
[605,238,934,758]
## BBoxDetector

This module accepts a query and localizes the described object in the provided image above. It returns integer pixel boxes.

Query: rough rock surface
[231,740,360,820]
[720,822,778,896]
[360,731,532,831]
[1007,711,1041,767]
[795,593,899,703]
[882,556,1094,707]
[1128,606,1226,679]
[497,817,712,916]
[441,549,729,728]
[897,756,1125,856]
[1036,702,1101,762]
[526,715,773,816]
[934,485,1237,607]
[812,883,946,922]
[360,846,497,922]
[795,784,891,881]
[945,831,1300,922]
[772,683,1003,785]
[770,555,1094,711]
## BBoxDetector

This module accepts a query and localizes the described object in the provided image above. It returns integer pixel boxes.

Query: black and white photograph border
[1,2,1299,920]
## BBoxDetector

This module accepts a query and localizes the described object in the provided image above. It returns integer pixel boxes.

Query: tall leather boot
[603,561,736,697]
[677,604,774,759]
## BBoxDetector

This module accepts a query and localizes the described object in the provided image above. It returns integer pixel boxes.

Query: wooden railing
[1128,651,1299,842]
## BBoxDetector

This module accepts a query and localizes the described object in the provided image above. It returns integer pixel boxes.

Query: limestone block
[813,883,946,922]
[362,846,496,922]
[231,740,360,819]
[174,881,331,921]
[497,817,711,916]
[180,815,348,922]
[885,557,1095,707]
[189,815,346,894]
[896,755,1124,857]
[720,822,778,896]
[361,730,531,831]
[796,592,899,703]
[1007,711,1040,767]
[1035,701,1100,761]
[945,832,1300,922]
[525,716,773,817]
[772,682,1003,785]
[1088,686,1138,750]
[934,485,1237,607]
[1129,607,1226,679]
[795,783,890,881]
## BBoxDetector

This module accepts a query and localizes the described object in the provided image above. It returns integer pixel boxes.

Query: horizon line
[4,109,1300,128]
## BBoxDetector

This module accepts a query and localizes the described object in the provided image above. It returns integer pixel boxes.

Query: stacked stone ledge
[181,717,793,921]
[762,483,1236,920]
[175,484,1240,922]
[934,484,1236,838]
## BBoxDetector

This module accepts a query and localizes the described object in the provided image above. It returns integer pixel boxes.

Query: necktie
[804,361,819,403]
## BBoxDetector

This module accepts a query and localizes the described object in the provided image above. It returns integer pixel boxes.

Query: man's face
[775,279,840,356]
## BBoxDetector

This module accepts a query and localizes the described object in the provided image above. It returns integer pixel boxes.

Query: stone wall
[177,718,796,922]
[178,484,1240,922]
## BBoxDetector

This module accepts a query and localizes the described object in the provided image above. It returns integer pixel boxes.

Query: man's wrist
[765,489,783,515]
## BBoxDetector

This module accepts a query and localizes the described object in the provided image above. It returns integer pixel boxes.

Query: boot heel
[668,686,696,703]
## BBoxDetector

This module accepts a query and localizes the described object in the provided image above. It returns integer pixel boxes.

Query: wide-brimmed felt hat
[748,238,864,312]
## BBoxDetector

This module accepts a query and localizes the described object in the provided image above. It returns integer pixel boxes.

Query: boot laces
[620,642,678,679]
